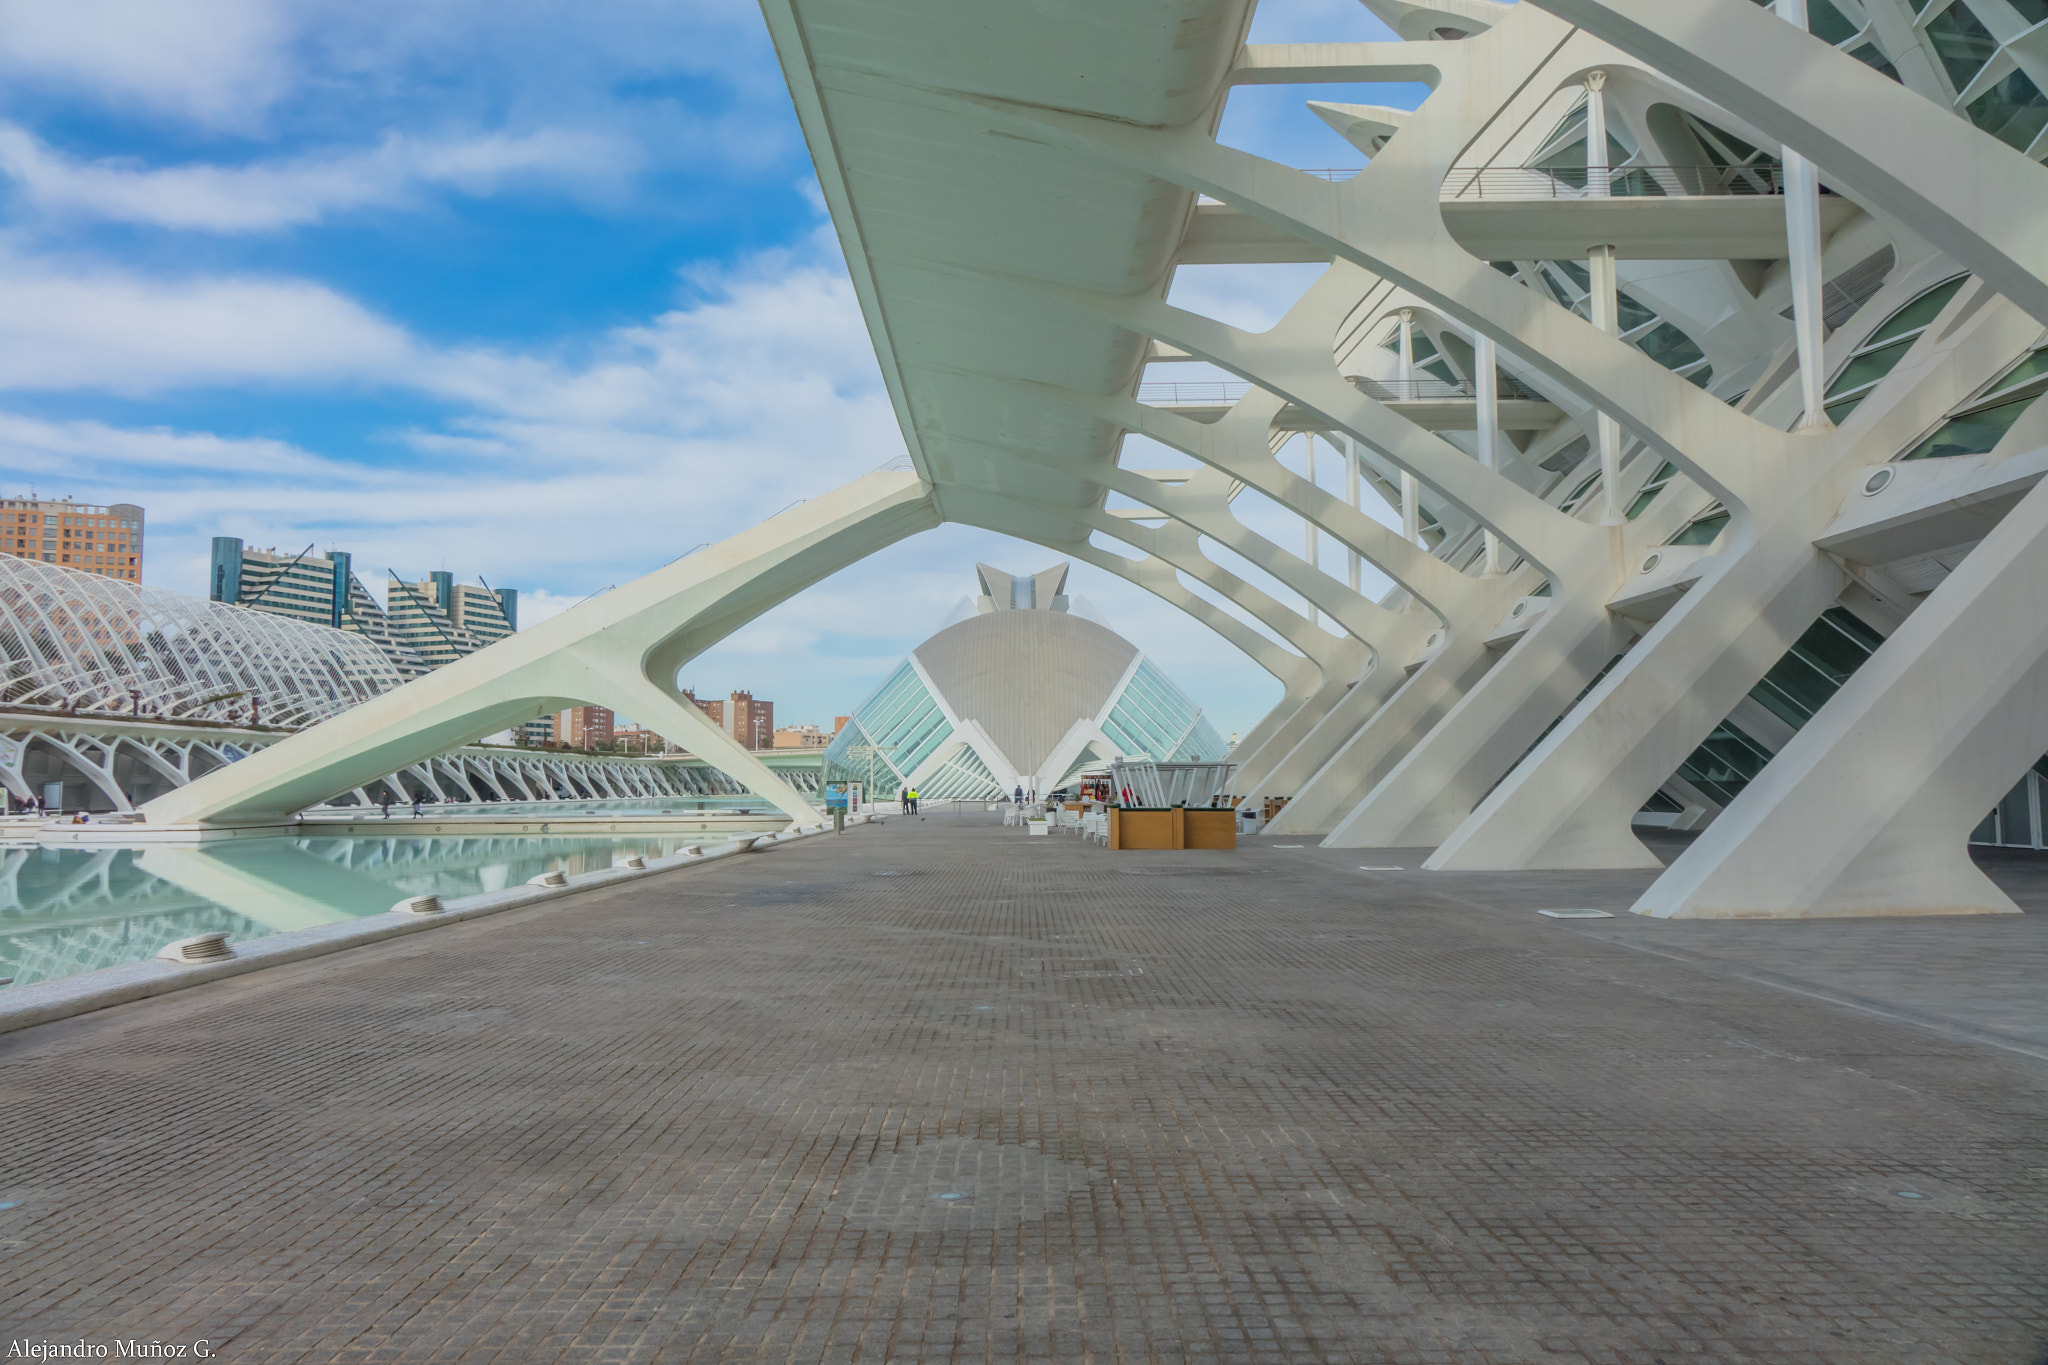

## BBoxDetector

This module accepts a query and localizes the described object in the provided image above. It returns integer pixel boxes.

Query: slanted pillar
[1304,433,1320,588]
[1474,333,1504,575]
[1397,310,1422,544]
[1584,71,1625,524]
[1638,478,2048,916]
[1775,0,1834,431]
[1343,435,1362,591]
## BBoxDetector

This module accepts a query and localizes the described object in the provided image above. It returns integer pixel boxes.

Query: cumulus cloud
[0,259,416,394]
[0,0,291,130]
[0,124,636,231]
[0,230,899,583]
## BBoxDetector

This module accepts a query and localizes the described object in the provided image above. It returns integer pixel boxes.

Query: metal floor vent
[158,932,234,964]
[1538,908,1614,919]
[617,855,646,870]
[682,845,703,857]
[394,895,445,915]
[528,870,569,888]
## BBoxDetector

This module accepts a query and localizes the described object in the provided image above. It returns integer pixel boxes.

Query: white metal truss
[1,557,400,729]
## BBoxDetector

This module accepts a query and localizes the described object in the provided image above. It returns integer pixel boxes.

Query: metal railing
[1138,376,1545,407]
[1137,380,1253,405]
[1346,375,1545,402]
[1442,163,1807,200]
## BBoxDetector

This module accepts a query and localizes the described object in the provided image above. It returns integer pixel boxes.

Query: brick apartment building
[683,689,777,750]
[554,705,614,749]
[1,497,145,582]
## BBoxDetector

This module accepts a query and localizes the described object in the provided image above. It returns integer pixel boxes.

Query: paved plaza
[2,814,2045,1364]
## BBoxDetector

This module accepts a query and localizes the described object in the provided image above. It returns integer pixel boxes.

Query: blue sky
[0,0,1416,742]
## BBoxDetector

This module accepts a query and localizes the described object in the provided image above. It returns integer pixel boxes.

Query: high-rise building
[683,688,723,726]
[211,539,431,680]
[727,691,774,750]
[2,498,144,582]
[386,571,517,671]
[554,705,613,750]
[681,688,778,749]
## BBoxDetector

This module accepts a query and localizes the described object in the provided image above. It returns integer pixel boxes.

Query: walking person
[1014,784,1024,806]
[411,796,423,819]
[381,792,393,820]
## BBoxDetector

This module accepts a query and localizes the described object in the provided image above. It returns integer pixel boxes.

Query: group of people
[902,787,921,815]
[378,793,426,819]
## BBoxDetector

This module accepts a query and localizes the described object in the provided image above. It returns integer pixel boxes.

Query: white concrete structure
[146,0,2048,918]
[141,470,937,829]
[823,563,1225,800]
[752,0,2048,917]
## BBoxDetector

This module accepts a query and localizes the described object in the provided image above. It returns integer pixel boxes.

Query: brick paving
[1,814,2045,1363]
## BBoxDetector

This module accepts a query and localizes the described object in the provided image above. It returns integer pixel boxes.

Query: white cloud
[0,260,415,393]
[0,0,291,130]
[0,237,1283,743]
[0,124,636,231]
[0,231,900,589]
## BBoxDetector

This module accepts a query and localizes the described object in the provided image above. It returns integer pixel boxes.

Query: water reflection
[0,831,758,989]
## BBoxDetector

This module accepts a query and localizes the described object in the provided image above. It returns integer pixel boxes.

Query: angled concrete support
[142,470,937,827]
[1326,596,1634,848]
[1636,477,2048,917]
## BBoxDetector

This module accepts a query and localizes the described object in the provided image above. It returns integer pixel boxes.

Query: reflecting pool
[0,831,762,990]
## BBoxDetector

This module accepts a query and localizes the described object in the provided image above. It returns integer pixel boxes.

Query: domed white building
[823,563,1224,801]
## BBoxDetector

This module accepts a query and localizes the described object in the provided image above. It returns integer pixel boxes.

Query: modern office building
[210,539,430,681]
[2,498,144,582]
[386,572,517,670]
[823,563,1223,800]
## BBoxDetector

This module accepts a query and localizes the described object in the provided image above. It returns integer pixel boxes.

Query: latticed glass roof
[0,557,402,729]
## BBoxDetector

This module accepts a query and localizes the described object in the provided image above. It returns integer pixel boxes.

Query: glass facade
[1823,275,1967,423]
[824,651,1225,800]
[1669,608,1885,807]
[1103,660,1220,763]
[1972,757,2048,847]
[1899,344,2048,460]
[821,660,953,798]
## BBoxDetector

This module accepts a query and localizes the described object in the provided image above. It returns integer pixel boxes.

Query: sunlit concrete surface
[0,815,2043,1362]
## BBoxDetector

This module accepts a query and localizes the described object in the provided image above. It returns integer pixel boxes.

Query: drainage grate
[393,895,444,915]
[528,870,569,888]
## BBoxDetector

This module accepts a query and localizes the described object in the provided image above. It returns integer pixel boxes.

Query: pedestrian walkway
[1,814,2043,1363]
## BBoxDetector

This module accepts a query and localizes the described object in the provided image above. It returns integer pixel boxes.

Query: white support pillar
[1397,310,1422,544]
[1304,432,1320,578]
[1775,0,1833,431]
[1343,435,1362,592]
[1584,72,1625,525]
[1474,332,1504,575]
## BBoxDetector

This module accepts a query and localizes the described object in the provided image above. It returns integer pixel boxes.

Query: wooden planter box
[1109,806,1237,851]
